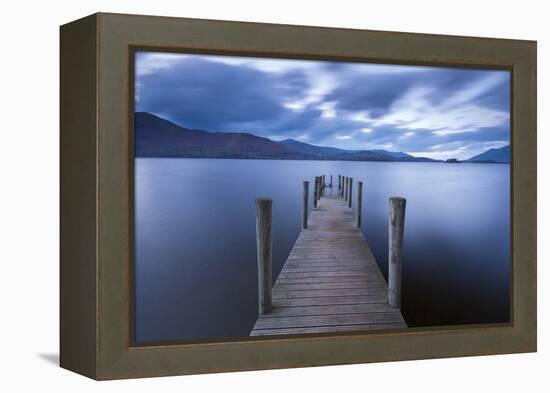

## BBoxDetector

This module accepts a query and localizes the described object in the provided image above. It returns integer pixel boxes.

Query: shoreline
[134,156,510,164]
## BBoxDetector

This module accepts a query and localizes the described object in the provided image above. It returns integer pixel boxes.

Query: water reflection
[135,158,509,343]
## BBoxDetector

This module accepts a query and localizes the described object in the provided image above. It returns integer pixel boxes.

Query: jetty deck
[250,186,407,336]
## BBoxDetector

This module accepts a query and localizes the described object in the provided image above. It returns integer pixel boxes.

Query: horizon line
[135,111,510,161]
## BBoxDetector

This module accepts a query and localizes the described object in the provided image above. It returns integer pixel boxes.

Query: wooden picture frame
[60,12,536,380]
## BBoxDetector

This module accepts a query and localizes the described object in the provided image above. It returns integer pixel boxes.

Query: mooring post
[338,175,341,190]
[322,175,325,195]
[357,181,363,227]
[319,176,323,199]
[313,177,318,208]
[330,175,333,188]
[348,178,353,208]
[317,175,321,198]
[302,181,309,229]
[388,197,406,309]
[345,177,348,201]
[343,177,346,199]
[343,176,346,197]
[342,176,346,198]
[315,176,319,201]
[255,198,273,315]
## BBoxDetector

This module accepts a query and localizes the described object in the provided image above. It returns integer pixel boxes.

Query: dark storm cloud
[326,72,417,115]
[327,66,509,117]
[473,77,510,111]
[136,52,510,160]
[137,57,298,132]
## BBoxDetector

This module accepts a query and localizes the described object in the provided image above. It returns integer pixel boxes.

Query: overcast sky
[135,51,510,160]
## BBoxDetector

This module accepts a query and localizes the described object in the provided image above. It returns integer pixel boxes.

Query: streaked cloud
[135,51,510,160]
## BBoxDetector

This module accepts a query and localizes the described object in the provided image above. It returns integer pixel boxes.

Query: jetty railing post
[330,175,333,188]
[338,175,341,191]
[357,181,363,227]
[255,198,273,315]
[302,181,309,229]
[388,197,406,309]
[342,176,346,197]
[344,177,348,201]
[315,176,319,201]
[348,178,353,208]
[313,177,318,208]
[317,175,320,199]
[322,175,325,196]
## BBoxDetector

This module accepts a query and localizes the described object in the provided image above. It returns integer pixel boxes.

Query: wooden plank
[277,271,382,279]
[283,262,373,269]
[285,257,377,263]
[282,261,376,267]
[288,253,373,258]
[298,235,364,240]
[290,249,371,254]
[250,323,408,336]
[263,303,399,318]
[280,270,377,276]
[291,240,369,245]
[253,312,405,330]
[280,266,378,273]
[290,245,373,250]
[273,295,387,307]
[272,288,387,299]
[276,275,382,284]
[294,235,367,240]
[273,281,387,291]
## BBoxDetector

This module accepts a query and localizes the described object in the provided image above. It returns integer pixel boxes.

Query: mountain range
[465,145,510,163]
[135,112,509,163]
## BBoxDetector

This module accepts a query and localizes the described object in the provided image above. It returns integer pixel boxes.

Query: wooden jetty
[250,176,407,336]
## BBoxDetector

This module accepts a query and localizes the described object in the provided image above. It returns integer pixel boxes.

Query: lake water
[134,158,510,343]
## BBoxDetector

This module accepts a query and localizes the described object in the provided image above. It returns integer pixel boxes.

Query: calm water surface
[134,158,510,343]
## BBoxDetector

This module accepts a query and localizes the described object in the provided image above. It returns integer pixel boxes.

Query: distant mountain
[332,149,435,162]
[370,150,413,159]
[279,138,345,158]
[279,139,433,162]
[135,112,301,159]
[466,145,510,163]
[135,112,436,162]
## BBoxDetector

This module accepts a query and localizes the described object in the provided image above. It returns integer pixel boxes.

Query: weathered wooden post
[302,181,309,229]
[357,181,363,227]
[388,197,406,309]
[344,177,348,201]
[348,178,353,208]
[318,175,323,199]
[317,175,321,199]
[338,175,341,190]
[342,176,346,197]
[342,176,348,201]
[315,176,321,200]
[313,177,318,208]
[330,175,333,188]
[255,198,273,315]
[322,175,325,196]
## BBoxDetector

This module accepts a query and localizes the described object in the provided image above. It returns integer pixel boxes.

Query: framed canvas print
[60,13,537,380]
